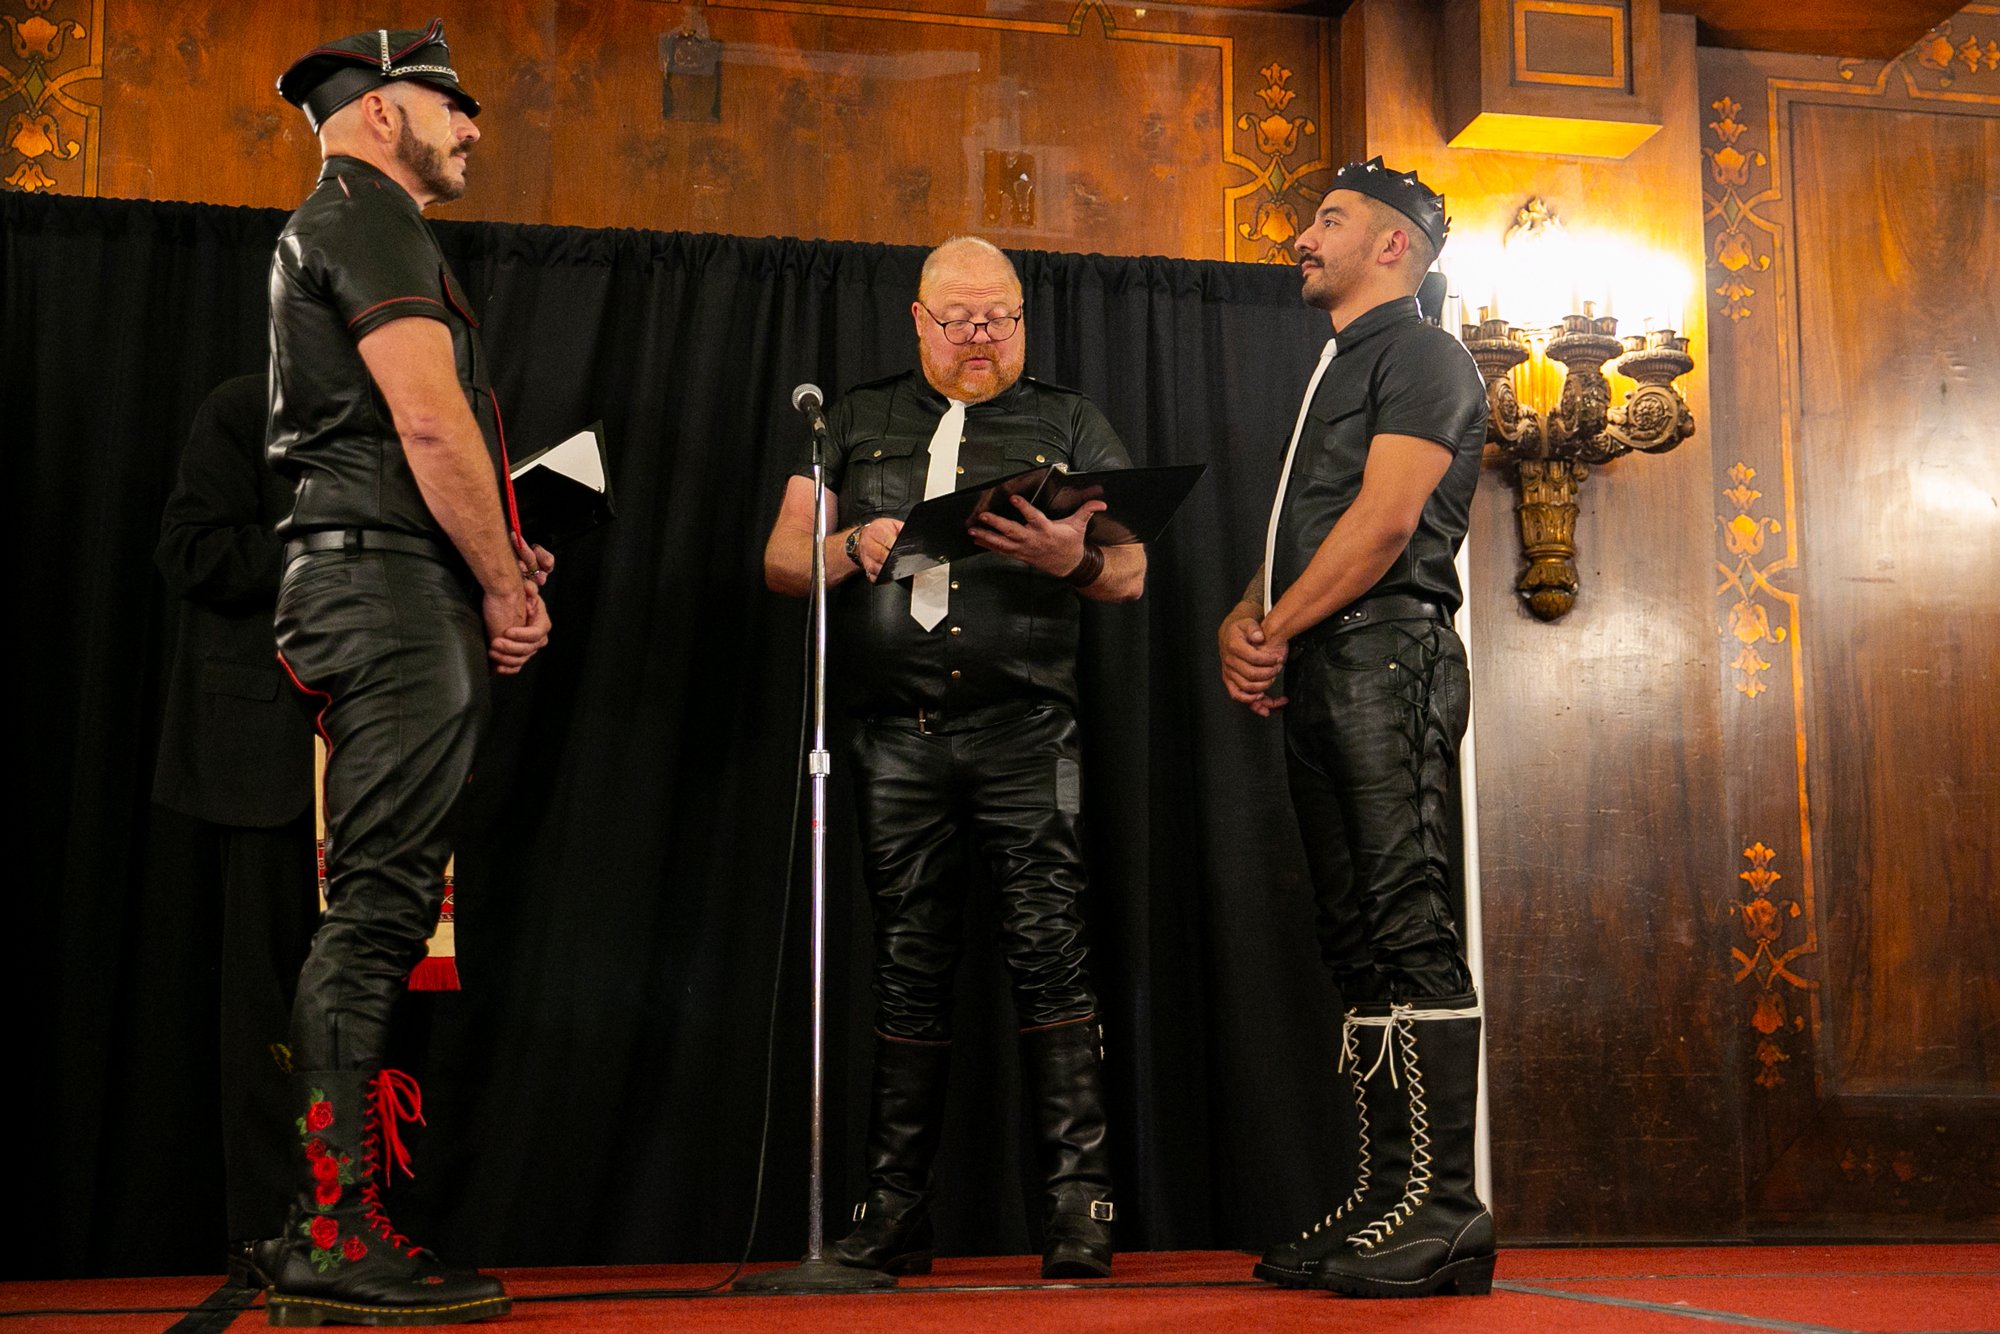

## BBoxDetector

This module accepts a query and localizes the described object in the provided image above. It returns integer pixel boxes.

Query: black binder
[508,422,614,546]
[876,461,1206,583]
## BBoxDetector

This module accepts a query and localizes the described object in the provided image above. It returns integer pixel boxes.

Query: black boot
[226,1237,287,1289]
[1021,1019,1115,1279]
[827,1036,952,1275]
[1251,1002,1413,1287]
[1310,995,1495,1298]
[264,1070,509,1326]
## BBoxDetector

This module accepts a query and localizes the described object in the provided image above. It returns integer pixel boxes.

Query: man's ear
[359,89,401,142]
[1377,225,1412,267]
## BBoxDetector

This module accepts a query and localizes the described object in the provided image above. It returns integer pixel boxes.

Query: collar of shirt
[1329,294,1424,350]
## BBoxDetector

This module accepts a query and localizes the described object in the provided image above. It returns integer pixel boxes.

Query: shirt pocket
[842,434,925,517]
[1299,379,1370,484]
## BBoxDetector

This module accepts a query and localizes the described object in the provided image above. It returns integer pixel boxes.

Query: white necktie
[1261,337,1338,613]
[910,400,967,630]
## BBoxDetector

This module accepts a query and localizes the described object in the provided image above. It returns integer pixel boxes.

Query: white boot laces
[1344,1001,1481,1250]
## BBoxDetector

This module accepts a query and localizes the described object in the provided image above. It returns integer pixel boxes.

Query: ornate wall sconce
[1460,200,1697,620]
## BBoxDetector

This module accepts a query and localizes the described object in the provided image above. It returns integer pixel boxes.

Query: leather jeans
[1283,615,1473,1004]
[275,549,489,1071]
[848,702,1097,1041]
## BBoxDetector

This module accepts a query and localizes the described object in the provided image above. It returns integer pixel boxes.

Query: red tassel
[407,955,461,992]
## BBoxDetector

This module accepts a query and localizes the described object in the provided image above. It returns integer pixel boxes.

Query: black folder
[508,422,614,546]
[876,461,1206,583]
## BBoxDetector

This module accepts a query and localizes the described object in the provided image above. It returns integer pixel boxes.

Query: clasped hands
[845,495,1105,582]
[485,534,555,675]
[1218,606,1288,716]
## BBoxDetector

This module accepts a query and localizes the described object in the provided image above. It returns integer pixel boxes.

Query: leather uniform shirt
[810,371,1132,715]
[1272,296,1487,620]
[266,156,504,543]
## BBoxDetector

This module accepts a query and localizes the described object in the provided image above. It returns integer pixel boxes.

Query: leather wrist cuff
[1064,544,1105,588]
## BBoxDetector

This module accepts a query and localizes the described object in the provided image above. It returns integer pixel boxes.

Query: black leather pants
[1283,616,1473,1004]
[848,702,1097,1042]
[275,550,488,1071]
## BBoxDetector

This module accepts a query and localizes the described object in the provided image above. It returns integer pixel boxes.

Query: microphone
[791,382,828,434]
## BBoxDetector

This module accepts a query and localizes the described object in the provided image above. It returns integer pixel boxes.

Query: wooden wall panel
[1699,4,2000,1237]
[5,0,1333,262]
[1343,0,1737,1242]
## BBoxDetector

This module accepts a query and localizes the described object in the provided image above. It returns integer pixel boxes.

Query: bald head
[919,236,1020,305]
[913,236,1026,403]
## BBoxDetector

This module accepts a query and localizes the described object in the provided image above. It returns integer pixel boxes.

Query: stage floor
[3,1245,1996,1332]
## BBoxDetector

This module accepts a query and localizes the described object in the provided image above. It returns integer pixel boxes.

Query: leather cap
[277,18,479,133]
[1332,157,1449,255]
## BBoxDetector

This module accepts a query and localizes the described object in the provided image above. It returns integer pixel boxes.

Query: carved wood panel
[21,0,1331,263]
[1699,3,2000,1238]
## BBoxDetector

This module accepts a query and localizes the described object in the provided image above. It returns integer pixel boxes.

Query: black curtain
[6,191,1359,1279]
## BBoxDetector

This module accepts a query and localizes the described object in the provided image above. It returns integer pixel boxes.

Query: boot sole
[266,1294,512,1326]
[1313,1252,1495,1299]
[1250,1260,1316,1288]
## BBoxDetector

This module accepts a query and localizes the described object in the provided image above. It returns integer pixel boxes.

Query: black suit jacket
[152,374,314,827]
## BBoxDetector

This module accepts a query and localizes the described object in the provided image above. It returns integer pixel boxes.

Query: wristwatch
[843,525,865,568]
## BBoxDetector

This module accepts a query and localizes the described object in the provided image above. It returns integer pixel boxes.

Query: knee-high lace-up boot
[1310,995,1495,1298]
[1252,1003,1410,1286]
[264,1070,508,1326]
[827,1036,953,1275]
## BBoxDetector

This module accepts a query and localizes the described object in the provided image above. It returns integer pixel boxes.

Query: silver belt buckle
[1089,1200,1115,1222]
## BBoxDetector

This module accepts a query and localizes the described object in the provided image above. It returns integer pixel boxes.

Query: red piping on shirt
[346,294,446,330]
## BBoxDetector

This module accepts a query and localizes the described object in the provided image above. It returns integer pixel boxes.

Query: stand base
[734,1257,900,1293]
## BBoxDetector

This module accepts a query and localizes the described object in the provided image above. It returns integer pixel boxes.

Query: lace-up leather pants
[1283,614,1474,1006]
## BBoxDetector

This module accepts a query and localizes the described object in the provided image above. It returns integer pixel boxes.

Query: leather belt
[867,699,1045,737]
[1309,593,1449,640]
[284,529,452,568]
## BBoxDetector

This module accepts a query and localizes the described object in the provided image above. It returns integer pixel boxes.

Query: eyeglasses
[921,305,1023,345]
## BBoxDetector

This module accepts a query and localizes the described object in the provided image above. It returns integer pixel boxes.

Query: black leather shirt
[1272,296,1487,619]
[265,156,504,542]
[808,371,1132,715]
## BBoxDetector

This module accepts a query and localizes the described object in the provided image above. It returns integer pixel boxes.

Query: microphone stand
[734,402,897,1295]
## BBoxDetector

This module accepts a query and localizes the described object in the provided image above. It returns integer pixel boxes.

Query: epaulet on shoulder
[840,370,911,397]
[1018,374,1087,398]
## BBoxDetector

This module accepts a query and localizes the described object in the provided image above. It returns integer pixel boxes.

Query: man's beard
[395,117,466,202]
[920,341,1020,403]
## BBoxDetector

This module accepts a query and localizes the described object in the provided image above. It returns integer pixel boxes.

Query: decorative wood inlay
[1838,2,2000,99]
[1729,842,1815,1090]
[1702,95,1773,322]
[1513,0,1628,90]
[1234,59,1325,263]
[1716,461,1788,699]
[1,0,102,195]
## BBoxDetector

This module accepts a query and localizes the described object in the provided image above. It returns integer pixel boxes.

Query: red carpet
[4,1246,1995,1332]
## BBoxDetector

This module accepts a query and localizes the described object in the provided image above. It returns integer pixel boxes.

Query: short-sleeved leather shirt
[266,155,504,542]
[805,371,1132,716]
[1272,296,1487,619]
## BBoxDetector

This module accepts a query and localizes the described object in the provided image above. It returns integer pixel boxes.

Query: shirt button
[950,670,962,681]
[949,626,962,636]
[949,580,959,590]
[1034,454,1046,463]
[955,465,965,475]
[871,449,882,458]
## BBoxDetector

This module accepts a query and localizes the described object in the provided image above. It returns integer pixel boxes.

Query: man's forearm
[402,425,518,597]
[1260,513,1408,644]
[1074,543,1145,603]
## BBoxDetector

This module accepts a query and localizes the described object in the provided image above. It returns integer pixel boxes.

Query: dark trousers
[215,814,319,1239]
[1283,616,1473,1004]
[275,550,488,1072]
[849,702,1098,1042]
